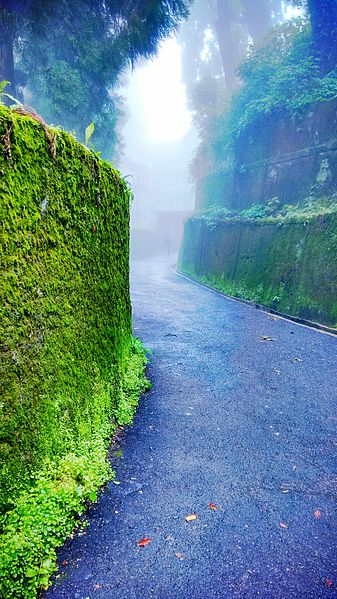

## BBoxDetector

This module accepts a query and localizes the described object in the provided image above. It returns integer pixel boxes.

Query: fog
[118,38,199,259]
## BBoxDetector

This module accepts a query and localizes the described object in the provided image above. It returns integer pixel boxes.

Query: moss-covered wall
[0,105,132,513]
[179,212,337,327]
[196,100,337,211]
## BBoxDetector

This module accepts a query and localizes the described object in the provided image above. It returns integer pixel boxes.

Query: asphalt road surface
[47,257,337,599]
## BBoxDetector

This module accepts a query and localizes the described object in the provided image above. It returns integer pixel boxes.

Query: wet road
[47,257,337,598]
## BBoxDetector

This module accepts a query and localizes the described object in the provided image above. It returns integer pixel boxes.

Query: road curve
[47,256,337,599]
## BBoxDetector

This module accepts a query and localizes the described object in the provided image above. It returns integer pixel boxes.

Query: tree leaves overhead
[1,0,191,159]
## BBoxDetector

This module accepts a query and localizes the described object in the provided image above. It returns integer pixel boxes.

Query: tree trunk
[307,0,337,74]
[0,24,15,100]
[241,0,272,45]
[215,0,239,92]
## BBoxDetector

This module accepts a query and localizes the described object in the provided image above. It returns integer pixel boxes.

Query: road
[47,257,337,598]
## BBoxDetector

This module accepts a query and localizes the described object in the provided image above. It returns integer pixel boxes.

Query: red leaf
[314,509,321,519]
[137,537,151,547]
[279,522,288,529]
[209,502,217,511]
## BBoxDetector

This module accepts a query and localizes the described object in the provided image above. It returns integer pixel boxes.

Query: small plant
[85,121,95,147]
[240,204,266,219]
[0,81,22,108]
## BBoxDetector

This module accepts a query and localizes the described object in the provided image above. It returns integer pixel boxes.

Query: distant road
[47,256,337,598]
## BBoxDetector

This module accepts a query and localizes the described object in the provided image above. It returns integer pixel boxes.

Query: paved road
[47,257,337,598]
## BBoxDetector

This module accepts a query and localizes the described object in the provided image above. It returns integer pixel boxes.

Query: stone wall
[179,212,337,327]
[197,100,337,210]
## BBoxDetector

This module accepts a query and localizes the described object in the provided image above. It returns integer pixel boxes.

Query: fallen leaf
[294,357,302,362]
[209,503,217,510]
[61,560,68,567]
[314,509,321,519]
[185,513,197,522]
[137,537,151,547]
[260,336,275,342]
[94,584,103,590]
[175,552,185,560]
[325,579,333,588]
[279,522,288,529]
[112,480,121,485]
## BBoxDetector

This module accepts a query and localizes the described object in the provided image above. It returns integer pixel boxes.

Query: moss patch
[179,211,337,327]
[0,106,148,596]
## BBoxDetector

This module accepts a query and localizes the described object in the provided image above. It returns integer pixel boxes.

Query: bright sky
[125,37,191,143]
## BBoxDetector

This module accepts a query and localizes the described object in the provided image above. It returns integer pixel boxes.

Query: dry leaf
[209,503,217,510]
[314,509,321,519]
[175,552,185,560]
[61,560,68,567]
[185,513,197,522]
[137,537,151,547]
[325,579,333,588]
[279,522,288,529]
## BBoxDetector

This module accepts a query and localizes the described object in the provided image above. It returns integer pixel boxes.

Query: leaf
[209,503,217,510]
[325,579,333,588]
[314,509,321,519]
[115,449,123,458]
[113,480,121,485]
[175,552,185,560]
[85,121,95,146]
[260,335,274,342]
[294,357,302,362]
[279,522,288,529]
[185,513,197,522]
[89,490,97,502]
[0,80,10,94]
[137,537,151,547]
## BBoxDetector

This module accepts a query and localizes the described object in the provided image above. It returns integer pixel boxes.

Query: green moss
[179,211,337,327]
[0,106,149,596]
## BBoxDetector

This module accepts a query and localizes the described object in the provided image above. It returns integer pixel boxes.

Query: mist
[118,39,198,259]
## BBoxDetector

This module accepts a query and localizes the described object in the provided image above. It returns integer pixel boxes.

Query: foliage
[194,196,337,226]
[114,338,151,426]
[0,105,149,595]
[0,80,22,107]
[231,20,337,138]
[2,0,191,160]
[189,18,337,187]
[0,338,149,598]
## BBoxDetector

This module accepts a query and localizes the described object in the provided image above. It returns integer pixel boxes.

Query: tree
[306,0,337,73]
[179,0,284,93]
[0,0,191,158]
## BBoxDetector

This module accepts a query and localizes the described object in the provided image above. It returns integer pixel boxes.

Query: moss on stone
[179,211,337,327]
[0,105,148,595]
